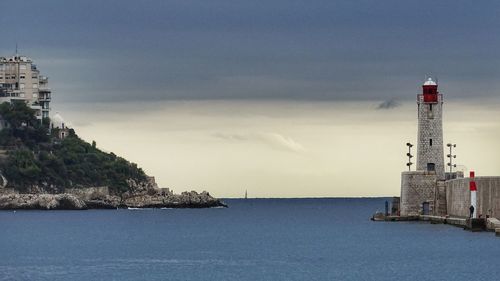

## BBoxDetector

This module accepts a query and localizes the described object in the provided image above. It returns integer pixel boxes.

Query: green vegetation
[0,101,146,194]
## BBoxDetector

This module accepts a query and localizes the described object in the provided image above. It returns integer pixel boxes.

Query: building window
[429,139,433,146]
[427,163,436,171]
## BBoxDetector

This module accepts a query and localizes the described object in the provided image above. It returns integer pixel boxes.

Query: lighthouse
[400,78,447,216]
[416,77,445,180]
[398,78,500,218]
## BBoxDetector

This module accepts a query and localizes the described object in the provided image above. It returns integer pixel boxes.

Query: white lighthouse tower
[416,77,445,180]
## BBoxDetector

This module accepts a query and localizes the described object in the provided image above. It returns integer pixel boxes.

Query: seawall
[446,177,500,218]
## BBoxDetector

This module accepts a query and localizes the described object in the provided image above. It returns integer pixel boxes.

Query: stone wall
[400,171,438,216]
[446,177,500,219]
[434,180,447,216]
[416,94,445,180]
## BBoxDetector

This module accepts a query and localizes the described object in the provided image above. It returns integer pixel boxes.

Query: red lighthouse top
[422,77,438,103]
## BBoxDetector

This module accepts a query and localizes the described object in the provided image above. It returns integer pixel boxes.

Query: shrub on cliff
[2,149,42,186]
[0,101,50,148]
[0,102,147,194]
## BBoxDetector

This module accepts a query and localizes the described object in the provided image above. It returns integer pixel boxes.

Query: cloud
[377,99,401,110]
[266,133,305,153]
[213,132,249,142]
[4,1,500,103]
[213,132,305,153]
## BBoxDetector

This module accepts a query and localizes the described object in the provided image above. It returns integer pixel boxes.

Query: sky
[1,0,500,197]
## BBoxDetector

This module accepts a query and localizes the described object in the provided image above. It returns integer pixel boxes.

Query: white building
[0,54,52,120]
[51,113,70,139]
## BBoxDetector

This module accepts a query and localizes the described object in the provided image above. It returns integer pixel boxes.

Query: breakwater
[372,213,500,237]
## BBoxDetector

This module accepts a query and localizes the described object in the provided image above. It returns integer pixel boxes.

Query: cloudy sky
[1,1,499,197]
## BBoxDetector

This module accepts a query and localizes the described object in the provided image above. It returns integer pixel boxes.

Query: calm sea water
[1,198,499,281]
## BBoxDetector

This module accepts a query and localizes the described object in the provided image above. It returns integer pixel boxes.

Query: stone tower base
[400,171,438,216]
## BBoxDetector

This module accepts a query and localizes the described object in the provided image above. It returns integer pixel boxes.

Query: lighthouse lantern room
[422,78,439,103]
[416,77,445,180]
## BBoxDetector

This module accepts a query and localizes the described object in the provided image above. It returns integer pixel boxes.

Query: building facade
[0,55,52,120]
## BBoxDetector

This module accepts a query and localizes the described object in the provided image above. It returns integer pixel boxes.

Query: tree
[0,101,147,194]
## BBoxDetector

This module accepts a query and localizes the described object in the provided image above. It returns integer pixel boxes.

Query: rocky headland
[0,178,226,210]
[0,186,226,210]
[0,101,226,210]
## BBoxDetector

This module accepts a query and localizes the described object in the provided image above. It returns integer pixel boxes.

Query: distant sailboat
[244,190,248,200]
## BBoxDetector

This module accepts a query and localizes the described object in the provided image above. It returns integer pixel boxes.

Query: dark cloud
[377,99,401,110]
[1,0,500,103]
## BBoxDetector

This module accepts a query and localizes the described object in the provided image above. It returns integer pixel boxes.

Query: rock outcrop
[0,180,227,210]
[0,193,87,210]
[123,191,224,208]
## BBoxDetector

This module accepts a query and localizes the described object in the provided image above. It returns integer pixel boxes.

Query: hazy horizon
[55,99,500,198]
[2,0,500,197]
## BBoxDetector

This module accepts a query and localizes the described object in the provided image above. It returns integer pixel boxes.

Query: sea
[1,198,499,281]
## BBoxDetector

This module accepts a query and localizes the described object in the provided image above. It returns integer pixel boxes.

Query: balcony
[38,87,51,93]
[417,94,443,104]
[0,90,22,98]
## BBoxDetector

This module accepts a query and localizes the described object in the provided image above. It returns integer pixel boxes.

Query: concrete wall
[434,180,447,216]
[445,178,469,217]
[400,171,438,216]
[446,177,500,219]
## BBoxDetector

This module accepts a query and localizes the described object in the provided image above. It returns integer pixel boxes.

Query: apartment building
[0,55,51,120]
